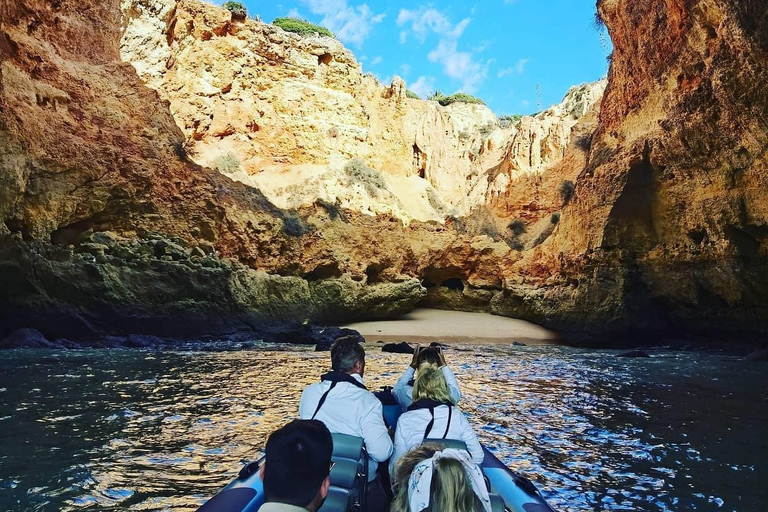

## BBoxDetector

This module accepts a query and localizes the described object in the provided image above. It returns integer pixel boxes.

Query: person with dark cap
[258,419,334,512]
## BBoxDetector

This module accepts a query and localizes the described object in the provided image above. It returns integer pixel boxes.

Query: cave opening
[365,263,384,284]
[441,278,465,291]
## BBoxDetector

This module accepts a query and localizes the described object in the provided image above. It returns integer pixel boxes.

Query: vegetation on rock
[559,180,575,205]
[213,153,241,175]
[273,17,334,38]
[428,91,486,107]
[498,114,523,129]
[405,90,421,100]
[343,158,386,196]
[223,1,247,18]
[507,218,526,236]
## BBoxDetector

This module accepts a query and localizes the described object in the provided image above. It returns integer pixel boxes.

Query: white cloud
[370,56,383,66]
[299,0,385,46]
[287,7,302,18]
[397,8,470,43]
[497,58,529,78]
[399,63,411,77]
[409,76,435,98]
[396,7,487,93]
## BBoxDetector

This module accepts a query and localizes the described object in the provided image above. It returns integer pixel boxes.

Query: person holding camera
[392,345,462,411]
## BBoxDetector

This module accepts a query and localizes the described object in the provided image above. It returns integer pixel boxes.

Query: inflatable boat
[197,390,557,512]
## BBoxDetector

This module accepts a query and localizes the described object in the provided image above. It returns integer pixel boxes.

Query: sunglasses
[329,461,336,474]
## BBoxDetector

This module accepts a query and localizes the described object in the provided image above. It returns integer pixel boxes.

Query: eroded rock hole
[441,278,465,291]
[413,144,426,178]
[365,264,384,284]
[687,229,707,245]
[318,53,332,66]
[304,263,343,281]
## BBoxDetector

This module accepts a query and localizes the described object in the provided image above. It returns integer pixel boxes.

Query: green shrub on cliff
[498,114,523,129]
[406,90,421,100]
[273,17,334,38]
[429,91,486,107]
[223,1,247,18]
[343,158,386,196]
[559,180,575,205]
[282,211,314,237]
[213,153,241,175]
[507,218,526,236]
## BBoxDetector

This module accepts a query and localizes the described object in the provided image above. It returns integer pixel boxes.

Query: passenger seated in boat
[298,338,392,512]
[258,419,333,512]
[390,444,491,512]
[389,365,483,476]
[393,346,462,411]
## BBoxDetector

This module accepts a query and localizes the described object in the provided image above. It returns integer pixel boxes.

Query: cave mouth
[441,278,465,291]
[365,263,384,284]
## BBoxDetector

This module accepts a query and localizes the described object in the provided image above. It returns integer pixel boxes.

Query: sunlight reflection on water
[0,344,766,512]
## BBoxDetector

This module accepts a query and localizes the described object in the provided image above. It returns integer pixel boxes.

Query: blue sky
[231,0,611,115]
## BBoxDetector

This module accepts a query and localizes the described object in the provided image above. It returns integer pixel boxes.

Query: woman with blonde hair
[389,364,484,476]
[390,444,491,512]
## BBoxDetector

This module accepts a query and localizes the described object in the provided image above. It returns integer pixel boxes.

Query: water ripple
[0,345,766,512]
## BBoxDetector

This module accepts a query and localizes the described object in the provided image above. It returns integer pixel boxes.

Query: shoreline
[343,308,562,346]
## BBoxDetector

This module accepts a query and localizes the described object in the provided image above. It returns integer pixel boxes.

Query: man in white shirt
[392,346,462,411]
[299,338,393,512]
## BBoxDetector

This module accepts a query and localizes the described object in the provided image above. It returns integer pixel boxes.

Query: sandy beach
[343,308,560,345]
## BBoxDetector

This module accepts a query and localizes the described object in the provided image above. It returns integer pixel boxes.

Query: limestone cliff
[2,0,766,344]
[503,0,768,340]
[119,0,512,222]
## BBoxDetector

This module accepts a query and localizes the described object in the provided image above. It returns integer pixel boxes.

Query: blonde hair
[412,364,455,404]
[391,444,484,512]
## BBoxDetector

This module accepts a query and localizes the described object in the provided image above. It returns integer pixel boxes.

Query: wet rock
[745,348,768,362]
[313,327,365,351]
[429,342,450,349]
[617,350,651,358]
[0,328,58,349]
[382,342,415,354]
[126,334,164,348]
[513,341,526,346]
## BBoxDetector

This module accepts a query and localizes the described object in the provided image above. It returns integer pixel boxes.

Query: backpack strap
[311,381,338,420]
[441,406,452,439]
[422,407,436,440]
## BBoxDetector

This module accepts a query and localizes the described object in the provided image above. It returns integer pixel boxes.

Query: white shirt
[389,404,484,476]
[299,374,393,480]
[392,366,462,411]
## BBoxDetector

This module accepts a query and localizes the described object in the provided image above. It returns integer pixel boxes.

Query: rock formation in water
[1,0,765,344]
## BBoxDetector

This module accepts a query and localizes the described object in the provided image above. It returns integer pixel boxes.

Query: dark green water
[0,344,766,512]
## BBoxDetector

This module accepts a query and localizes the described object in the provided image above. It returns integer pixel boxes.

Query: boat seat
[332,433,365,462]
[318,486,350,512]
[329,459,359,489]
[489,493,506,512]
[423,438,469,452]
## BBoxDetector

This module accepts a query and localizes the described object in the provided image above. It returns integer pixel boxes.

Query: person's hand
[410,345,422,369]
[437,347,447,367]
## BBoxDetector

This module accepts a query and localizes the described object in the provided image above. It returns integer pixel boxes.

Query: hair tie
[407,448,491,512]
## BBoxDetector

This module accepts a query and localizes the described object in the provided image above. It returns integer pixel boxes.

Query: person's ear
[320,475,330,499]
[258,462,265,481]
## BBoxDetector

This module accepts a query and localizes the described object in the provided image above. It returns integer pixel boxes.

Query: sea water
[0,344,766,512]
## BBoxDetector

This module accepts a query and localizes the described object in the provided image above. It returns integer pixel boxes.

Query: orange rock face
[509,0,768,339]
[1,0,766,343]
